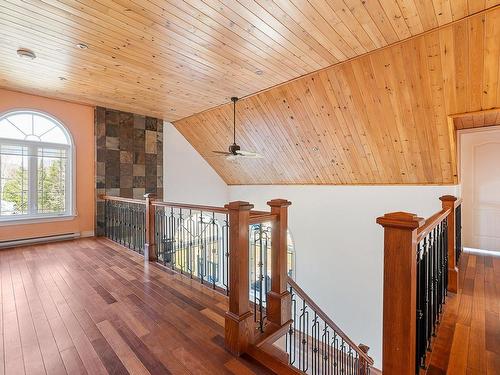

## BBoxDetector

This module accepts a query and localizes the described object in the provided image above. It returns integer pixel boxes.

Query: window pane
[35,116,68,144]
[37,148,66,214]
[0,145,29,216]
[0,117,28,140]
[5,113,33,137]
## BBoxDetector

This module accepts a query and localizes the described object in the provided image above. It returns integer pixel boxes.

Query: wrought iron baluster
[222,213,229,294]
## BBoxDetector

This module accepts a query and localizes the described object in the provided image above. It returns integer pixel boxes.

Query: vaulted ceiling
[0,1,497,121]
[174,7,500,184]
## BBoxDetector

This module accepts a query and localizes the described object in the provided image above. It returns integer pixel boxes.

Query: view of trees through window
[0,111,71,218]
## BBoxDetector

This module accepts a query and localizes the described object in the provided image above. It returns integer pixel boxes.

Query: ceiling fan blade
[212,151,232,155]
[236,150,264,158]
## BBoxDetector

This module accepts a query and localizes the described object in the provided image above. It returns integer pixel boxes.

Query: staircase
[249,277,374,374]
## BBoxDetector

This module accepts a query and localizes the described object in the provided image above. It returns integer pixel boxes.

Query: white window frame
[0,110,76,225]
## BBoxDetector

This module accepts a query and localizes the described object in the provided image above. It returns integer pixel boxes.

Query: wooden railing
[100,194,371,373]
[376,195,462,375]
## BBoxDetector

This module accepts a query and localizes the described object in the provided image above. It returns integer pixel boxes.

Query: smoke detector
[17,48,36,60]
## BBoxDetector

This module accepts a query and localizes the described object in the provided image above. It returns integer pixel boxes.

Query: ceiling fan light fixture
[211,96,263,160]
[17,48,36,60]
[76,42,89,49]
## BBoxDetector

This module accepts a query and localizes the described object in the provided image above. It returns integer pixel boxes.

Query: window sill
[0,214,76,226]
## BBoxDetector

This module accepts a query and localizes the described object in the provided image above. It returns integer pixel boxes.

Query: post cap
[224,201,254,211]
[358,344,370,354]
[267,199,292,207]
[439,195,457,202]
[376,212,425,229]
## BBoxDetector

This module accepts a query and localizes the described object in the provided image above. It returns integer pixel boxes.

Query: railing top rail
[250,210,271,216]
[100,195,146,205]
[287,277,374,365]
[416,207,451,243]
[151,200,228,214]
[249,213,277,224]
[455,197,463,208]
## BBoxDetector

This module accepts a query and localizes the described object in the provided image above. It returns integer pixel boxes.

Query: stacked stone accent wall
[95,107,163,235]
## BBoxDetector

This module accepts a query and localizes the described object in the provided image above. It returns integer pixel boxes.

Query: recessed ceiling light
[17,48,36,60]
[255,69,264,75]
[76,43,89,49]
[58,76,67,81]
[312,146,319,152]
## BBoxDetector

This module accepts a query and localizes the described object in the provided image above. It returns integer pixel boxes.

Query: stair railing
[376,195,462,375]
[236,198,373,375]
[286,277,374,374]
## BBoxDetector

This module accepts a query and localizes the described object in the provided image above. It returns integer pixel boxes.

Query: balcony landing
[0,238,273,375]
[426,252,500,374]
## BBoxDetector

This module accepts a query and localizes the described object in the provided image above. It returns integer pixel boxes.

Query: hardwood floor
[427,252,500,375]
[0,238,273,375]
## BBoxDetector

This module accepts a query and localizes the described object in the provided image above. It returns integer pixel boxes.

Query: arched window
[0,110,73,220]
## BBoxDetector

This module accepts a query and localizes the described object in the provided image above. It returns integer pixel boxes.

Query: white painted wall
[161,125,460,368]
[229,184,459,368]
[460,126,500,251]
[163,121,228,205]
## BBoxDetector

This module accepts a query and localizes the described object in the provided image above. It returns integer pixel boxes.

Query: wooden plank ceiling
[174,8,500,185]
[0,0,497,121]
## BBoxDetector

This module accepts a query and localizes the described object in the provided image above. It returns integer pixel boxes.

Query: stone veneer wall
[95,107,163,235]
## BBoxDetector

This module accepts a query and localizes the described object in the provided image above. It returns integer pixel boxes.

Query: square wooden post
[376,212,424,375]
[358,344,372,375]
[144,193,157,262]
[440,195,459,293]
[225,201,254,355]
[266,199,292,326]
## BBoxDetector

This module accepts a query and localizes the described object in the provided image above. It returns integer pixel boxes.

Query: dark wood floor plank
[18,255,67,375]
[1,252,26,375]
[59,347,88,375]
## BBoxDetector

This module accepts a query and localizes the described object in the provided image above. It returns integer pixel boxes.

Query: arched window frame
[0,109,75,224]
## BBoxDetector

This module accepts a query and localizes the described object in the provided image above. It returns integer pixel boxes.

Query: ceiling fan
[212,97,263,160]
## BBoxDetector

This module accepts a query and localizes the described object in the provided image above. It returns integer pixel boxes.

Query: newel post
[358,344,371,375]
[267,199,292,326]
[440,195,459,293]
[225,201,254,355]
[144,193,157,262]
[376,212,424,375]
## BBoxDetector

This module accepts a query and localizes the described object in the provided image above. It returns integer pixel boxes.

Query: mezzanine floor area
[427,252,500,375]
[0,238,272,375]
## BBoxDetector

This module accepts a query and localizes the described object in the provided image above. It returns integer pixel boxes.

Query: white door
[472,142,500,251]
[460,127,500,252]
